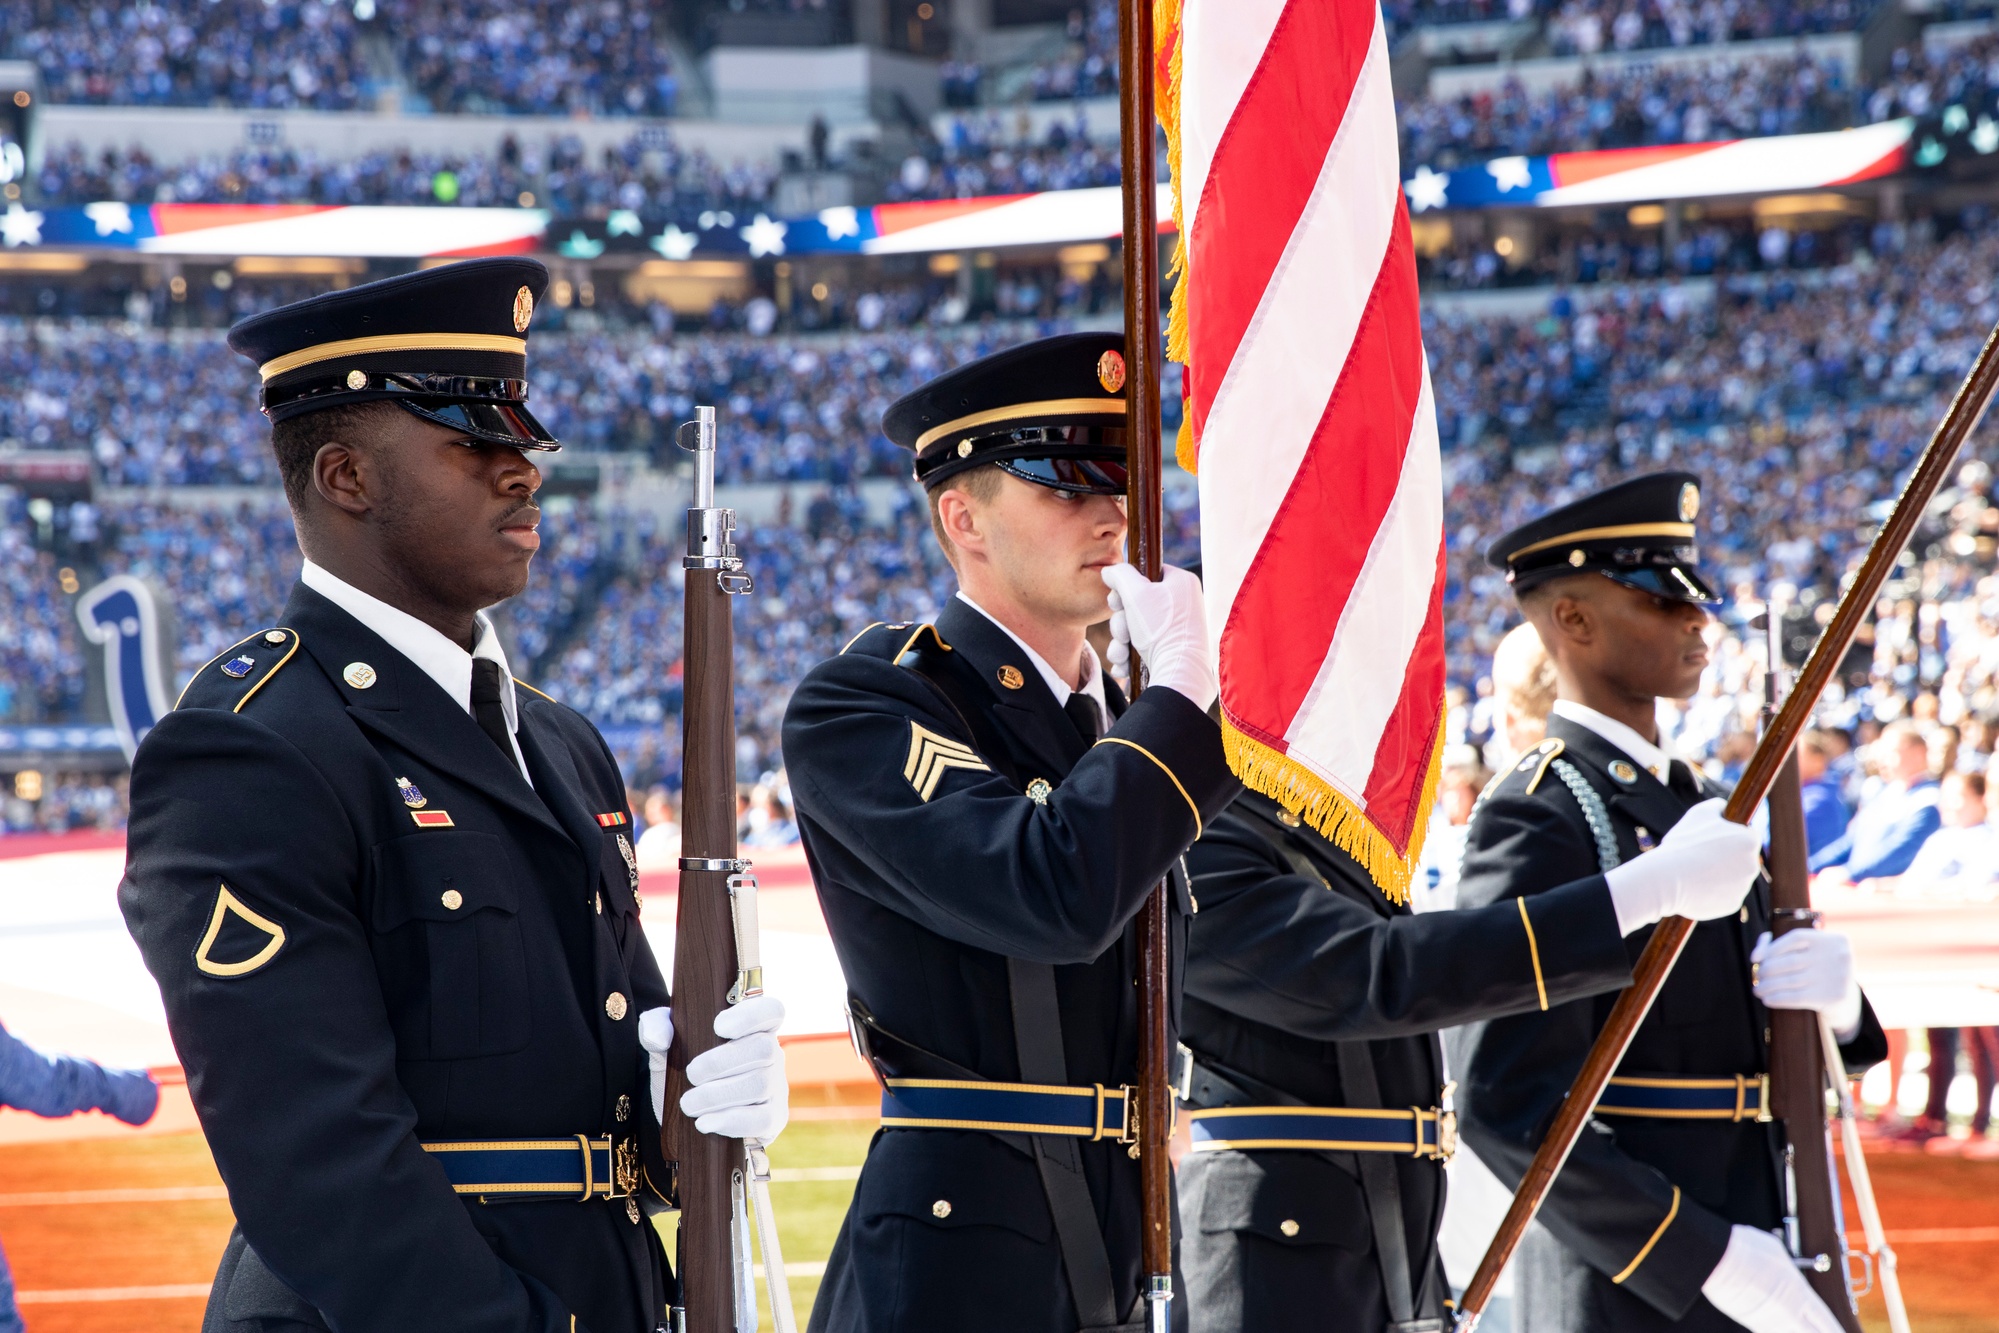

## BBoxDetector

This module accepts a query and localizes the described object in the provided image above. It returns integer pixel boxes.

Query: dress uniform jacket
[119,583,672,1333]
[1450,714,1887,1332]
[781,597,1235,1333]
[1177,789,1634,1333]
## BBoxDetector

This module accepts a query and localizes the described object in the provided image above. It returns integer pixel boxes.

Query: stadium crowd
[3,0,681,116]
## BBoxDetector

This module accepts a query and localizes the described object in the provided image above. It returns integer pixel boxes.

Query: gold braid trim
[1219,702,1445,907]
[1154,0,1198,473]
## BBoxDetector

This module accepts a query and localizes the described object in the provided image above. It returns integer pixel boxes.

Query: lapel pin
[220,654,256,679]
[1608,760,1638,784]
[617,832,638,883]
[1635,826,1656,852]
[396,777,427,809]
[997,665,1025,690]
[1026,777,1052,805]
[343,662,377,690]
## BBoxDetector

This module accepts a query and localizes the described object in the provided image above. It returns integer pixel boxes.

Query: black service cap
[225,256,559,451]
[882,331,1129,495]
[1487,471,1719,605]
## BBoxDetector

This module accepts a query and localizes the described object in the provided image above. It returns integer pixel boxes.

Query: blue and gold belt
[420,1135,641,1201]
[1597,1073,1771,1122]
[880,1078,1135,1141]
[1187,1105,1456,1160]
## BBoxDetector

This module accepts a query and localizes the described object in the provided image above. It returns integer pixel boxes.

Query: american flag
[1159,0,1446,902]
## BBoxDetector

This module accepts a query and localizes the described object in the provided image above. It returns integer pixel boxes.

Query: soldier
[1452,472,1887,1333]
[1176,690,1764,1328]
[118,258,788,1333]
[781,332,1236,1333]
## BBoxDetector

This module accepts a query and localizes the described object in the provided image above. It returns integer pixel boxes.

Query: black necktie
[1667,759,1701,802]
[470,658,516,762]
[1064,692,1101,744]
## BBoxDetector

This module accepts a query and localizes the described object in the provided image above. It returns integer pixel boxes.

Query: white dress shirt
[301,560,533,785]
[1551,699,1677,783]
[956,591,1108,733]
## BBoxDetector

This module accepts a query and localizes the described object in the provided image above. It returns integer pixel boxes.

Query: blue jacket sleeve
[1807,827,1854,872]
[1845,804,1942,881]
[0,1022,158,1124]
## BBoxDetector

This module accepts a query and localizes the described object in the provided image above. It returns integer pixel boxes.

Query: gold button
[263,630,286,645]
[956,440,973,458]
[605,992,629,1020]
[345,369,368,390]
[342,662,377,689]
[440,889,463,911]
[1279,1218,1300,1237]
[616,1094,631,1123]
[931,1199,952,1218]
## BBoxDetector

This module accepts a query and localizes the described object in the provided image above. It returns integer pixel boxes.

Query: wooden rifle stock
[1455,314,1999,1329]
[1765,745,1862,1330]
[1116,2,1174,1326]
[665,408,749,1333]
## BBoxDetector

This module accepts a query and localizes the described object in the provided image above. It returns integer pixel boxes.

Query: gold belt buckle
[610,1136,642,1223]
[1094,1084,1137,1145]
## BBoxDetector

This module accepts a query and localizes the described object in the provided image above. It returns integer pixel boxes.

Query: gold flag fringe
[1220,705,1447,907]
[1153,0,1198,473]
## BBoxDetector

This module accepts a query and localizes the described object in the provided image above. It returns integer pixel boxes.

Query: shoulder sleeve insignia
[1520,737,1566,795]
[904,722,989,801]
[194,884,287,978]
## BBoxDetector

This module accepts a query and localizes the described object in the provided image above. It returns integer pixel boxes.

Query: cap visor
[398,399,561,451]
[1605,564,1720,605]
[994,454,1128,495]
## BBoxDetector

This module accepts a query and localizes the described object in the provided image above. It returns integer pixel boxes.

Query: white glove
[1752,930,1863,1041]
[1101,563,1218,713]
[1603,798,1761,935]
[1701,1225,1848,1333]
[638,1006,674,1124]
[680,992,789,1143]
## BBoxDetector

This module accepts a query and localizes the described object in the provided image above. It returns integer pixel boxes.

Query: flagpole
[1115,1,1172,1329]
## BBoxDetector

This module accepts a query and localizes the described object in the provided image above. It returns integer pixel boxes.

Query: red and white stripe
[1178,0,1445,870]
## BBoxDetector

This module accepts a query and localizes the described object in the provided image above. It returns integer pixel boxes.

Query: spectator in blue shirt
[0,1020,159,1332]
[1798,728,1853,855]
[1811,721,1943,884]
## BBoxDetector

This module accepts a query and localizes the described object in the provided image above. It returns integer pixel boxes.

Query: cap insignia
[1679,482,1699,522]
[957,439,974,458]
[513,285,534,333]
[396,776,427,809]
[219,654,256,679]
[1568,549,1586,566]
[1096,349,1126,394]
[343,662,378,690]
[345,369,368,391]
[997,664,1025,689]
[1608,760,1638,784]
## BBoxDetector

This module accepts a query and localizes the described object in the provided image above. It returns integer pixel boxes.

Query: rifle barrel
[667,406,748,1333]
[1456,315,1999,1328]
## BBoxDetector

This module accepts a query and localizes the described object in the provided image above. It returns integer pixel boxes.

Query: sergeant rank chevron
[904,723,989,801]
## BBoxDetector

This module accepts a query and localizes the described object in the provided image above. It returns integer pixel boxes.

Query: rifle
[665,407,796,1333]
[1115,1,1173,1327]
[1455,313,1999,1330]
[1760,592,1862,1331]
